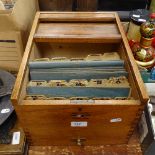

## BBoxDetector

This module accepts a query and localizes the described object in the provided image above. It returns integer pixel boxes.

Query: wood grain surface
[16,104,141,145]
[29,131,142,155]
[39,12,116,22]
[34,23,121,43]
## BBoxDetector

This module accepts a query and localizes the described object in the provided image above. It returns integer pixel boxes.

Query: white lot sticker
[1,108,10,114]
[132,14,140,18]
[138,19,146,22]
[71,122,88,127]
[110,118,122,123]
[12,132,20,145]
[70,100,94,104]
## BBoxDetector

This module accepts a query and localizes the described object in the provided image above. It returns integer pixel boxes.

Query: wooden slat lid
[34,23,121,43]
[39,12,116,22]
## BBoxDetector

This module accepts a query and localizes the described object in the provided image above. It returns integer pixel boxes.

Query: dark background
[39,0,151,11]
[38,0,151,20]
[98,0,149,11]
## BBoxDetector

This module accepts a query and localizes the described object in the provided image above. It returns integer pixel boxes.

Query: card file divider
[27,59,131,99]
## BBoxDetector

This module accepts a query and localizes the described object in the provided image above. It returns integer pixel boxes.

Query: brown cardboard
[0,0,38,71]
[0,0,38,31]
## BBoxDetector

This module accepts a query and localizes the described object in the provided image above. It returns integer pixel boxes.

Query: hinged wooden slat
[39,12,116,22]
[34,23,121,43]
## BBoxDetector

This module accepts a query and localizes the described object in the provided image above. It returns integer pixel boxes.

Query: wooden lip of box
[11,12,149,146]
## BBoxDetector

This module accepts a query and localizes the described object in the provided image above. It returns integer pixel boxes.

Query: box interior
[18,18,141,105]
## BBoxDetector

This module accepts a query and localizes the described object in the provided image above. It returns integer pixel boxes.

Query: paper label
[1,108,10,114]
[71,122,87,127]
[151,117,155,133]
[70,100,94,104]
[133,14,140,18]
[138,19,146,22]
[12,132,20,145]
[139,113,148,143]
[110,118,122,123]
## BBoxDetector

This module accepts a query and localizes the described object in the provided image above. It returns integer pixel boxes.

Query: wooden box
[0,128,27,155]
[11,12,149,146]
[0,0,38,71]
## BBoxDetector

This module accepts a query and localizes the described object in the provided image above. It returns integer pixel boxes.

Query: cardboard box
[0,0,38,71]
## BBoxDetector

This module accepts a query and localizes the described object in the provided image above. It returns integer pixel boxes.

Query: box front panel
[15,104,141,145]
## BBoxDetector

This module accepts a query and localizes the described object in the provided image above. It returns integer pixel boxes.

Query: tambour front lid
[129,9,149,25]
